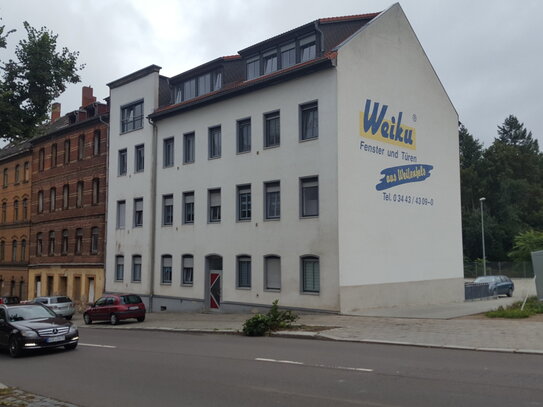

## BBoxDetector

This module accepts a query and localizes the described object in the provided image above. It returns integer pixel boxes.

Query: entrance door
[88,278,95,303]
[206,255,222,310]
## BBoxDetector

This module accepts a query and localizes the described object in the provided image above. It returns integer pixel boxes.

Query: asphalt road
[1,328,543,407]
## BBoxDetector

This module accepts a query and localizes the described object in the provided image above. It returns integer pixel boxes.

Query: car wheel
[507,288,513,297]
[9,336,22,358]
[65,315,73,320]
[110,313,119,325]
[64,342,78,351]
[83,313,92,325]
[137,316,145,322]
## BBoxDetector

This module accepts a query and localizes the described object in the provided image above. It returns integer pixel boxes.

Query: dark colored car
[0,303,79,358]
[32,296,75,319]
[473,275,514,297]
[83,294,146,325]
[0,296,20,304]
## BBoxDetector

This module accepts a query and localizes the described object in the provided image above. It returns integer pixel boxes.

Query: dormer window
[300,35,316,62]
[280,42,296,68]
[247,56,260,80]
[174,70,223,103]
[263,51,278,75]
[183,78,197,101]
[198,73,211,96]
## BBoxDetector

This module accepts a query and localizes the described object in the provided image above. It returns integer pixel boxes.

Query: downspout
[314,21,325,57]
[98,115,109,296]
[147,115,158,312]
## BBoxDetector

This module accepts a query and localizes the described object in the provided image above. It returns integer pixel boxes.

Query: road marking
[255,358,373,372]
[79,343,117,349]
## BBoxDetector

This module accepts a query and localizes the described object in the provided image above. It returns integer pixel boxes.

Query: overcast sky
[1,0,541,148]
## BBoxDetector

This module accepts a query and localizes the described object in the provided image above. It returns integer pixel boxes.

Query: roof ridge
[319,12,381,24]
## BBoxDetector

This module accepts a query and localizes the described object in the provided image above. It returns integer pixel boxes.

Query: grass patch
[486,296,543,318]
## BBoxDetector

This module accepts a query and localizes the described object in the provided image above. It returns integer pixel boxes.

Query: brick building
[0,141,32,299]
[28,87,109,305]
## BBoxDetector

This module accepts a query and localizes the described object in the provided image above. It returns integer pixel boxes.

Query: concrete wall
[335,4,464,313]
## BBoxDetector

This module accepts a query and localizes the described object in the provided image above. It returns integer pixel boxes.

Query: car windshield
[474,276,496,283]
[52,297,72,304]
[7,305,56,321]
[121,295,142,304]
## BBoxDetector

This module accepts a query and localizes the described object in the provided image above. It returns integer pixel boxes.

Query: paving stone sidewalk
[0,384,77,407]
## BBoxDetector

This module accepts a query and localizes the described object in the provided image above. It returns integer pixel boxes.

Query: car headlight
[69,325,78,334]
[20,329,39,338]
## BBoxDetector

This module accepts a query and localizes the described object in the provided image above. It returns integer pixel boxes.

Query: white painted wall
[153,70,340,311]
[335,4,464,311]
[105,69,162,296]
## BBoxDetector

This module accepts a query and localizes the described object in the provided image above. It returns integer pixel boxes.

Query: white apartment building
[105,4,464,314]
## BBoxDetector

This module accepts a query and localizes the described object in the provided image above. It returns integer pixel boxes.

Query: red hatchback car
[83,294,146,325]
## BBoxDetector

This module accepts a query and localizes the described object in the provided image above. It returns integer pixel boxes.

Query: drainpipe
[147,115,158,312]
[314,21,325,57]
[98,115,109,296]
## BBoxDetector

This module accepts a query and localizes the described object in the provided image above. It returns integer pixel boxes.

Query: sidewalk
[72,289,543,355]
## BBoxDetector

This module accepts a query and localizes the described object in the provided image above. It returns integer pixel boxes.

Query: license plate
[129,306,139,310]
[47,335,65,343]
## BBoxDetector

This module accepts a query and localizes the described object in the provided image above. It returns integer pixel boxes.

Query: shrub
[242,300,299,336]
[485,296,543,318]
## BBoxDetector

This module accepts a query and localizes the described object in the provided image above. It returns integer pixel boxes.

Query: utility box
[532,250,543,300]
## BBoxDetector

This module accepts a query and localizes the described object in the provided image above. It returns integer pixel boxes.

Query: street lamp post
[480,197,487,276]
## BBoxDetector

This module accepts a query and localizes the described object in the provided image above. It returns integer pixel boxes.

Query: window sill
[181,283,193,287]
[236,286,251,290]
[299,136,318,143]
[264,288,281,292]
[301,291,320,296]
[264,217,280,222]
[236,150,251,155]
[263,144,280,150]
[300,215,319,219]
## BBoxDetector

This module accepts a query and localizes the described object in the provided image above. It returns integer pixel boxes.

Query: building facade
[0,142,32,299]
[105,4,463,314]
[28,87,109,305]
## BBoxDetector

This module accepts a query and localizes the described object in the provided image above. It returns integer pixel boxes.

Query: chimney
[51,103,61,122]
[81,86,96,108]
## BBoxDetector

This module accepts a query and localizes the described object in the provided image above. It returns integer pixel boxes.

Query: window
[23,161,30,181]
[265,181,280,220]
[0,240,4,260]
[213,71,222,91]
[49,188,56,212]
[183,78,196,101]
[208,126,221,159]
[13,200,18,221]
[38,191,44,213]
[163,138,174,168]
[61,229,69,255]
[237,119,251,153]
[118,149,127,176]
[183,132,195,164]
[76,181,83,208]
[265,256,281,290]
[134,198,143,227]
[36,233,43,256]
[115,256,124,281]
[62,185,69,209]
[263,52,277,74]
[300,35,316,62]
[264,111,280,147]
[20,240,26,261]
[300,102,318,140]
[280,42,296,68]
[116,200,126,229]
[162,194,173,226]
[182,255,193,285]
[2,168,7,187]
[78,134,85,160]
[75,229,83,254]
[302,256,320,293]
[91,227,99,254]
[1,202,5,223]
[301,177,319,217]
[92,178,99,205]
[14,164,20,184]
[51,143,58,167]
[64,140,71,164]
[132,255,142,282]
[38,149,45,171]
[197,73,211,96]
[237,185,251,221]
[11,240,17,261]
[121,100,143,133]
[183,192,194,224]
[161,255,172,284]
[246,56,260,80]
[48,231,55,256]
[237,256,251,288]
[135,144,144,172]
[22,198,28,220]
[93,130,101,156]
[208,189,221,223]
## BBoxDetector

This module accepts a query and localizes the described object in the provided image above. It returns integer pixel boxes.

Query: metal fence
[464,282,492,300]
[464,261,533,279]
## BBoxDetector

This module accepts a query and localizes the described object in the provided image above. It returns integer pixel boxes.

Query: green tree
[0,21,84,142]
[509,230,543,262]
